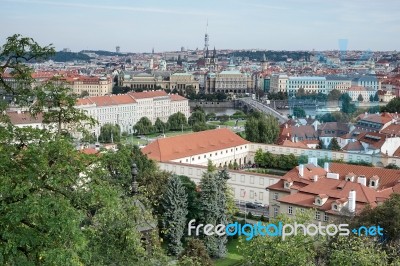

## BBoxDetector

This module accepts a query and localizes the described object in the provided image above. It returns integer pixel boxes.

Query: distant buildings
[61,75,113,97]
[119,72,200,93]
[270,74,382,97]
[268,160,400,222]
[142,128,250,167]
[75,91,189,136]
[204,59,253,94]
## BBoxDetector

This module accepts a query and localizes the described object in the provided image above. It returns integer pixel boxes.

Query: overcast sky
[1,0,399,52]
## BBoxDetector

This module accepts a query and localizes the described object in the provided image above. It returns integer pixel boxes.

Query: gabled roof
[141,128,249,162]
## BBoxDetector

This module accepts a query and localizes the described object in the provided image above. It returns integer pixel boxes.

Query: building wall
[170,144,250,167]
[76,96,190,136]
[248,143,400,167]
[158,162,280,206]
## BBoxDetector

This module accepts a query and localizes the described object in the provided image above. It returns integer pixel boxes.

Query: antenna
[204,19,209,52]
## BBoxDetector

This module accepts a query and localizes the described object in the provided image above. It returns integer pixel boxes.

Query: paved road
[235,201,269,217]
[239,97,289,124]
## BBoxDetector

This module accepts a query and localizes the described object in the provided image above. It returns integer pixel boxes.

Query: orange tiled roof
[76,94,136,106]
[7,112,44,125]
[170,94,188,101]
[141,128,249,161]
[128,90,168,99]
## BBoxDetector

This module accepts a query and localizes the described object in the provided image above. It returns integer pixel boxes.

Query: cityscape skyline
[1,0,399,52]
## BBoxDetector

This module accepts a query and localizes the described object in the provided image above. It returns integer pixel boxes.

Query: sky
[1,0,399,52]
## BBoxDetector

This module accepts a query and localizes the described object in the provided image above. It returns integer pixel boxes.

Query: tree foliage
[292,106,306,118]
[382,97,400,113]
[99,123,121,143]
[0,35,169,265]
[245,112,279,144]
[161,175,188,255]
[198,168,229,258]
[328,137,341,151]
[341,93,357,114]
[133,116,154,135]
[168,112,188,131]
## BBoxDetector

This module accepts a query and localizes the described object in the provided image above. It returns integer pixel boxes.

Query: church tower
[261,53,269,71]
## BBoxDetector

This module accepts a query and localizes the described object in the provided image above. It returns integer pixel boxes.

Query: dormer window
[284,180,293,189]
[333,204,337,210]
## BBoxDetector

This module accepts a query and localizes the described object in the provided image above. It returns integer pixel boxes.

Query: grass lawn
[122,129,194,146]
[214,238,243,266]
[208,119,246,127]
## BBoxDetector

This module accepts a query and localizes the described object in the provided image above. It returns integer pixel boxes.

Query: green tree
[328,137,341,151]
[154,117,169,133]
[178,175,201,223]
[240,211,316,265]
[374,92,380,102]
[199,168,229,258]
[317,139,324,149]
[296,87,306,97]
[161,175,188,255]
[188,111,206,126]
[80,90,89,97]
[254,148,265,167]
[168,112,188,131]
[99,123,121,143]
[327,236,387,266]
[358,93,364,102]
[192,105,204,113]
[244,116,259,142]
[328,89,342,101]
[292,106,306,118]
[178,239,212,266]
[205,112,217,121]
[383,98,400,113]
[133,117,154,135]
[0,34,168,265]
[369,94,374,102]
[355,193,400,242]
[219,114,230,124]
[33,81,97,136]
[341,93,356,114]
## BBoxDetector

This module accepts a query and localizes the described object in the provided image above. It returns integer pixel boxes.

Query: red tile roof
[170,94,188,101]
[76,94,136,106]
[141,128,249,162]
[128,90,168,99]
[7,112,44,125]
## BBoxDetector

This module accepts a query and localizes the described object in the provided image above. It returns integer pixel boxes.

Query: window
[274,207,279,218]
[241,175,245,183]
[324,213,329,222]
[259,192,263,200]
[288,206,293,215]
[273,192,279,200]
[250,190,254,199]
[259,178,264,185]
[250,176,254,184]
[333,204,337,210]
[315,211,321,220]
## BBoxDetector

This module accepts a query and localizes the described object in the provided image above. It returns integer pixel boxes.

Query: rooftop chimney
[357,176,367,186]
[348,190,356,213]
[313,175,318,182]
[324,162,329,172]
[299,164,304,177]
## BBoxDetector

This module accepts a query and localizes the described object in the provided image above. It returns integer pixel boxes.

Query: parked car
[254,201,265,208]
[245,202,257,209]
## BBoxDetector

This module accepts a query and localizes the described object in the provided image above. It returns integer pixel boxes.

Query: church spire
[213,46,216,58]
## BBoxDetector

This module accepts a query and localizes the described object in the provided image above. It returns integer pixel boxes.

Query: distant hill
[51,51,91,62]
[80,50,130,57]
[229,50,311,62]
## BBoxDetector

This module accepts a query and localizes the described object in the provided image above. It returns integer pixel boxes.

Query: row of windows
[286,206,329,222]
[188,146,247,161]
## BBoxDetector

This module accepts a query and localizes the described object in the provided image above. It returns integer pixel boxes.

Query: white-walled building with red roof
[75,91,189,135]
